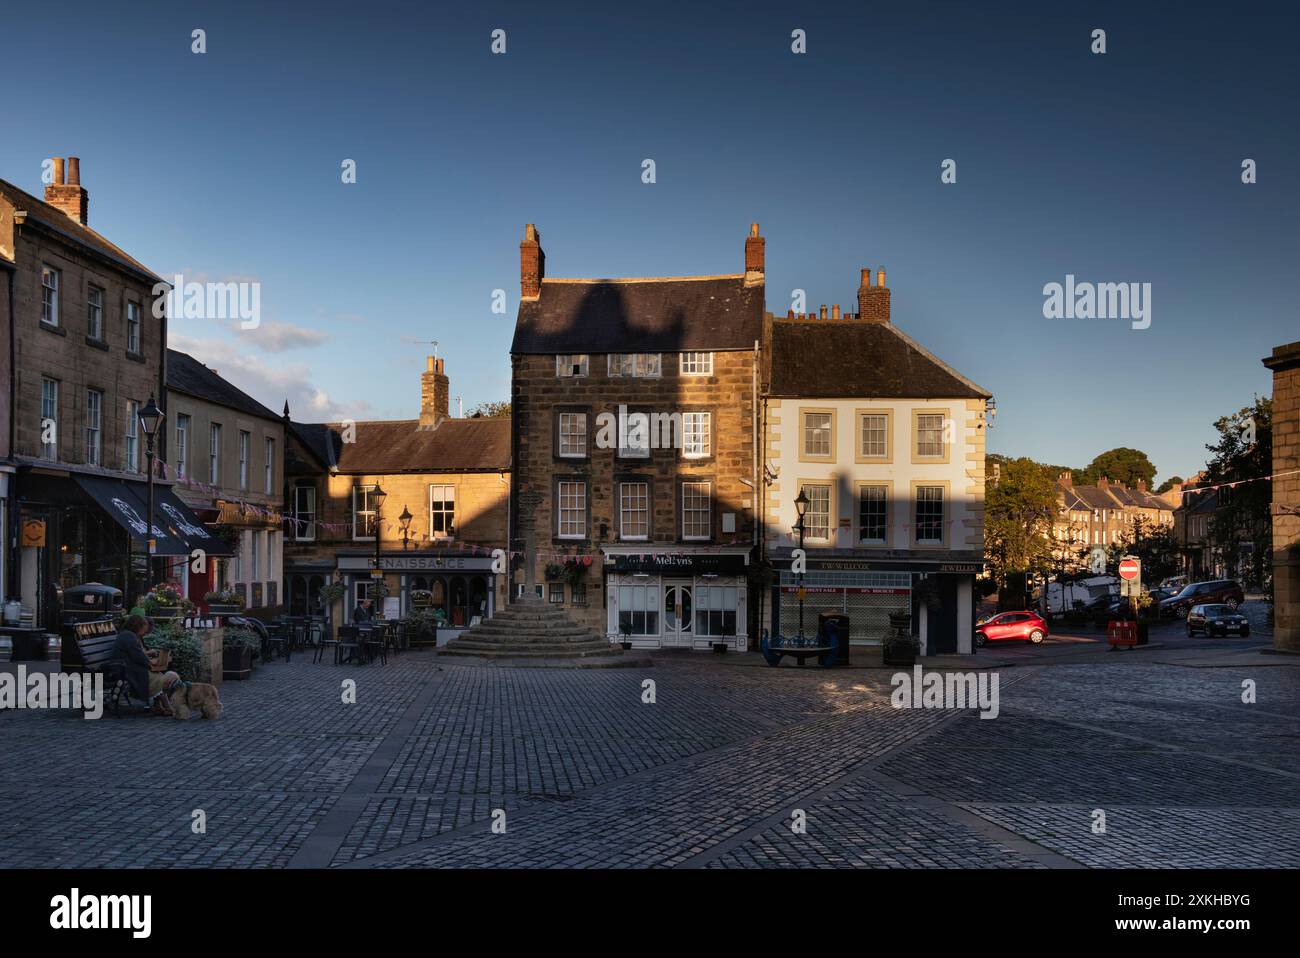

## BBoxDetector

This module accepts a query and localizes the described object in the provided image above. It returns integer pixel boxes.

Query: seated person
[112,614,173,715]
[352,598,374,625]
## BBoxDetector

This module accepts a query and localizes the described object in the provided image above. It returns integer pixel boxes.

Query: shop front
[335,552,501,638]
[768,556,980,655]
[602,546,751,651]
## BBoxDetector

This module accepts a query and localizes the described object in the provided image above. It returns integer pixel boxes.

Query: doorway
[662,580,693,647]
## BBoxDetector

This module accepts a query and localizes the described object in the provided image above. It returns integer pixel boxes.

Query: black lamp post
[371,485,387,609]
[794,488,808,640]
[138,395,165,588]
[398,505,413,551]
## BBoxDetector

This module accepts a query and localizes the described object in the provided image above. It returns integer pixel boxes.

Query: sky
[3,0,1296,484]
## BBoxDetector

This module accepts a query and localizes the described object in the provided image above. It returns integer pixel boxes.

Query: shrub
[223,625,262,658]
[144,622,204,679]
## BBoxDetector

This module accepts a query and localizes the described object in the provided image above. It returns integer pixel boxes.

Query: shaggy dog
[164,673,223,720]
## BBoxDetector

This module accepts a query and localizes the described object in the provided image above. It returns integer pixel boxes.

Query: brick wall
[511,349,757,630]
[1266,341,1300,651]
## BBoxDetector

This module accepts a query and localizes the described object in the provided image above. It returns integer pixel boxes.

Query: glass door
[662,580,693,646]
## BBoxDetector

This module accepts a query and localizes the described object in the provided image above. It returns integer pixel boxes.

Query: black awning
[153,486,234,557]
[73,475,190,556]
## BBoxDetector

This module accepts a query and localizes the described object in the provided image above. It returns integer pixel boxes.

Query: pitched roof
[288,418,511,474]
[511,276,764,354]
[0,177,162,282]
[767,318,990,399]
[166,349,280,421]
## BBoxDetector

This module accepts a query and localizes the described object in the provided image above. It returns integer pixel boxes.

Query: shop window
[618,584,659,635]
[695,585,738,637]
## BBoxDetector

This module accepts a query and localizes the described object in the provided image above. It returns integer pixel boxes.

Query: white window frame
[681,480,712,541]
[555,354,588,378]
[803,412,833,458]
[293,484,316,541]
[619,481,650,541]
[353,484,378,541]
[85,389,102,466]
[558,412,587,458]
[608,353,661,378]
[802,483,832,541]
[858,485,888,544]
[682,412,711,459]
[916,413,946,459]
[40,377,58,461]
[87,285,103,340]
[860,413,888,458]
[680,352,713,375]
[557,480,587,539]
[126,301,141,354]
[41,265,59,326]
[175,414,190,480]
[125,400,139,473]
[429,484,455,537]
[617,583,659,635]
[915,485,945,545]
[264,437,275,494]
[238,430,250,490]
[209,423,222,484]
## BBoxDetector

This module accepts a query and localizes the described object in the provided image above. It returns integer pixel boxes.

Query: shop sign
[604,553,749,575]
[21,519,46,548]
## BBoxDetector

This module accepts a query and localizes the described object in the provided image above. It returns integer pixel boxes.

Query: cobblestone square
[2,650,1298,869]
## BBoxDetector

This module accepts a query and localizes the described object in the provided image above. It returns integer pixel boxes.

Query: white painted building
[760,269,992,654]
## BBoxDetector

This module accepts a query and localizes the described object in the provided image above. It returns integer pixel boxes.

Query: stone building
[760,269,992,654]
[1054,474,1175,571]
[1263,340,1300,651]
[509,224,764,649]
[163,348,281,615]
[283,356,511,637]
[1,159,210,629]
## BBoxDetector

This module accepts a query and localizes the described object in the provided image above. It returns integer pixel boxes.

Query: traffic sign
[1118,558,1140,581]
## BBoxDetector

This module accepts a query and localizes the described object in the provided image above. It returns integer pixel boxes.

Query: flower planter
[882,643,917,667]
[207,603,242,616]
[222,645,252,681]
[149,608,183,623]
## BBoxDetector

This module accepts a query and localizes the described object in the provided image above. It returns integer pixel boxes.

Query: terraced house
[1,159,212,630]
[760,267,993,655]
[509,224,764,649]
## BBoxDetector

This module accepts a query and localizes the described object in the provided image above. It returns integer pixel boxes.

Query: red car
[975,611,1048,647]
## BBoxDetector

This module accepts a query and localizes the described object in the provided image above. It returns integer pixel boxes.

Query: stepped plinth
[440,594,619,659]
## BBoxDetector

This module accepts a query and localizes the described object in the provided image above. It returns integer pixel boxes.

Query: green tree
[1155,475,1184,494]
[1114,517,1181,583]
[1080,447,1157,487]
[1203,396,1272,589]
[468,400,511,418]
[985,457,1059,606]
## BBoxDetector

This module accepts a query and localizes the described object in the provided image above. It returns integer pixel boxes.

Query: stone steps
[441,595,620,661]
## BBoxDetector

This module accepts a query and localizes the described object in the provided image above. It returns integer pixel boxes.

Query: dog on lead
[161,672,223,720]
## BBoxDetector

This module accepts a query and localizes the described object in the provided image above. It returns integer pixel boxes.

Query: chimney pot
[860,267,871,288]
[52,157,65,185]
[44,155,88,225]
[819,305,827,320]
[831,304,840,320]
[426,356,435,372]
[877,267,886,287]
[66,156,80,185]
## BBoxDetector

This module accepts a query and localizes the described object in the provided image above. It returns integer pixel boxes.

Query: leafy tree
[468,400,511,419]
[1203,396,1272,589]
[1113,517,1182,583]
[985,456,1059,605]
[1155,475,1184,494]
[1080,447,1157,488]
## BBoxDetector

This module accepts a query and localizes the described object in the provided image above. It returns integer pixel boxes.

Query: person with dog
[112,614,173,715]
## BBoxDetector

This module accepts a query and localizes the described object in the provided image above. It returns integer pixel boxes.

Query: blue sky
[3,0,1296,483]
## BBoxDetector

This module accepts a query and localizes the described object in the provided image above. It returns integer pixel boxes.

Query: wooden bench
[760,629,838,668]
[63,621,133,717]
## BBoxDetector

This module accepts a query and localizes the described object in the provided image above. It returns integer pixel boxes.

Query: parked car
[1186,603,1250,638]
[975,611,1048,647]
[1160,575,1188,593]
[1145,588,1176,604]
[1159,580,1245,618]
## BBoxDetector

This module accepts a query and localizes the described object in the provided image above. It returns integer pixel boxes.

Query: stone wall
[1265,341,1300,651]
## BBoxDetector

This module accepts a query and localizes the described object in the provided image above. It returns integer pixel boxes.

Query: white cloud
[169,334,368,423]
[240,320,329,352]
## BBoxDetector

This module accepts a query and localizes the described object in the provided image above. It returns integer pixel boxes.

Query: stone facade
[1264,341,1300,651]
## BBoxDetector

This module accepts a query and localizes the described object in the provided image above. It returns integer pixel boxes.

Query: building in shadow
[1263,340,1300,651]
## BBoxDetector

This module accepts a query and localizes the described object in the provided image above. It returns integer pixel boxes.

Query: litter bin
[818,612,850,665]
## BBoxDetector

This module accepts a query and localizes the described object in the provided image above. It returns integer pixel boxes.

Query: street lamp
[371,483,387,612]
[138,395,165,588]
[398,505,413,551]
[794,489,808,640]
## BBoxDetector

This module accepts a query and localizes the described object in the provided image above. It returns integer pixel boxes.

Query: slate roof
[166,350,280,421]
[288,418,511,474]
[767,318,990,399]
[1059,479,1175,513]
[0,177,162,282]
[511,276,764,354]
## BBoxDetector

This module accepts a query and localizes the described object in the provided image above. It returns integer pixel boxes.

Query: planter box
[882,643,918,667]
[222,644,251,681]
[207,603,242,616]
[149,608,183,622]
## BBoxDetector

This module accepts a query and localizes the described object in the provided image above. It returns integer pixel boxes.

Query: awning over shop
[154,486,233,557]
[73,475,189,556]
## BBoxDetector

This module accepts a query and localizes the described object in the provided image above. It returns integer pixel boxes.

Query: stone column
[1264,341,1300,651]
[516,490,544,605]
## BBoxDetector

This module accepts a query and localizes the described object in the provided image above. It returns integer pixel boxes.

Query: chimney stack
[44,155,89,225]
[520,224,544,299]
[1058,471,1073,488]
[743,222,765,287]
[420,355,450,428]
[857,265,890,324]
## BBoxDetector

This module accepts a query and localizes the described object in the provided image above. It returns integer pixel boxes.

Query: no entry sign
[1118,558,1140,581]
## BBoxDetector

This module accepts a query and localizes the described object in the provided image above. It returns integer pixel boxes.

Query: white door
[662,580,694,647]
